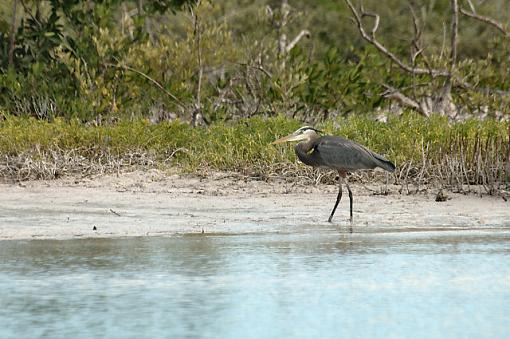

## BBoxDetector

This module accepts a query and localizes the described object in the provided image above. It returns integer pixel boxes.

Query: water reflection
[1,230,510,338]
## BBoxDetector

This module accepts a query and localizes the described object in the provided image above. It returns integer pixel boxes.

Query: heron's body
[273,126,395,222]
[294,135,395,173]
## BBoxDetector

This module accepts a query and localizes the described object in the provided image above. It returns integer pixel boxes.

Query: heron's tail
[372,153,396,172]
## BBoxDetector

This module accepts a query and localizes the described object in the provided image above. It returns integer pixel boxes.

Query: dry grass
[0,115,508,196]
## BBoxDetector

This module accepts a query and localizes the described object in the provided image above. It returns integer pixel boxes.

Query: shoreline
[1,170,509,241]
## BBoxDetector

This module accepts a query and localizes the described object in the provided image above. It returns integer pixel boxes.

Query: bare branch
[278,0,290,56]
[280,0,290,28]
[408,5,424,65]
[285,30,311,53]
[460,8,509,37]
[440,22,447,60]
[105,63,186,110]
[450,0,458,69]
[381,83,430,117]
[409,5,421,41]
[411,47,425,66]
[265,5,273,19]
[466,0,476,13]
[189,1,206,127]
[344,0,449,77]
[192,4,203,112]
[234,62,273,78]
[360,11,380,37]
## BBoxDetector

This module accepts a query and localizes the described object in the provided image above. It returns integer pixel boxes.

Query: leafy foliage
[0,0,508,122]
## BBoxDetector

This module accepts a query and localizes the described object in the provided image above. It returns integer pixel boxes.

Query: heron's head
[271,126,321,145]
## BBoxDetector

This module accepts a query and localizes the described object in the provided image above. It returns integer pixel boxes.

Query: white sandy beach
[0,170,508,240]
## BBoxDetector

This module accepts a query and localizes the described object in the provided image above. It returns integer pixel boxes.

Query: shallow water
[1,227,510,339]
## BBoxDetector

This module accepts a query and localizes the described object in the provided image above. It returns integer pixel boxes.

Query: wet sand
[0,170,509,240]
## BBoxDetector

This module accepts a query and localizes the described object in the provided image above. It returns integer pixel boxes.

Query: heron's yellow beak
[271,133,308,145]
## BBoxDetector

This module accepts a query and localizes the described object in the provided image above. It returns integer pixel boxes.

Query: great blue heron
[272,126,395,222]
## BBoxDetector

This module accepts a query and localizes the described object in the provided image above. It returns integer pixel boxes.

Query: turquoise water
[1,228,509,338]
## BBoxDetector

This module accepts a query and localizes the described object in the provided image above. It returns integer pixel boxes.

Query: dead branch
[408,4,423,64]
[105,62,186,110]
[285,30,311,53]
[278,0,290,56]
[450,0,458,69]
[269,0,310,58]
[359,8,380,37]
[234,62,273,78]
[381,83,429,117]
[466,0,476,13]
[460,7,509,37]
[190,2,204,127]
[344,0,449,77]
[439,22,447,60]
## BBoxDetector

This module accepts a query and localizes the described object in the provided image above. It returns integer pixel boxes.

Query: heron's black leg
[346,182,353,222]
[328,179,343,222]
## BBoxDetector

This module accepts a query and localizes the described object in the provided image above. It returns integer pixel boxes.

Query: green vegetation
[1,115,508,194]
[1,1,509,122]
[0,1,509,193]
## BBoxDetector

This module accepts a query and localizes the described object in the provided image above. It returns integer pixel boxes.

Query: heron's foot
[327,216,333,223]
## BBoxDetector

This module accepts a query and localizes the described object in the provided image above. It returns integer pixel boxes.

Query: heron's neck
[294,138,317,166]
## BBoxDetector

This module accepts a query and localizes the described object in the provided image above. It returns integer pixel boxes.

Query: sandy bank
[0,170,508,240]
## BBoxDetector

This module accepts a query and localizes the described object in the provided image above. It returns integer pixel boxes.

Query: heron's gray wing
[312,136,384,171]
